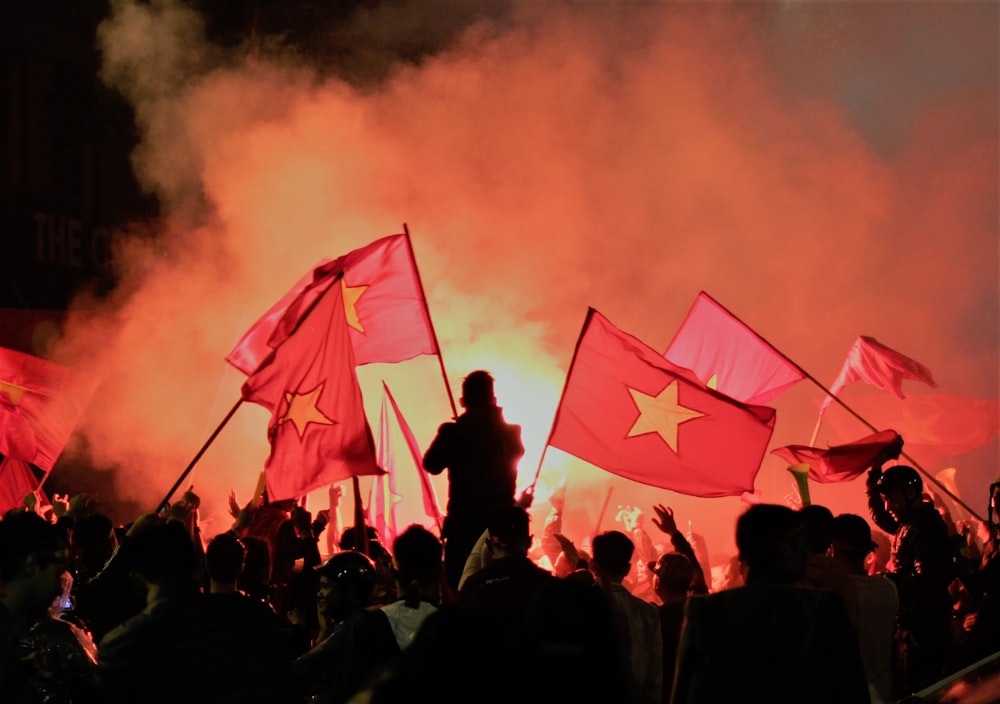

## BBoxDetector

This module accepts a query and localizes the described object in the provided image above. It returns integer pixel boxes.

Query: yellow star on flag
[341,278,368,332]
[0,380,27,405]
[706,374,718,390]
[626,380,705,453]
[278,383,335,440]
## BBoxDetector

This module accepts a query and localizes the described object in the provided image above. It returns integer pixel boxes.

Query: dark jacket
[671,586,870,704]
[422,406,523,521]
[866,479,955,630]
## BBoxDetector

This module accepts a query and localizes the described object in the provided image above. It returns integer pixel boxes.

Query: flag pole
[402,223,458,418]
[594,485,614,535]
[155,270,347,514]
[701,291,983,522]
[529,308,595,495]
[155,398,244,514]
[352,475,370,556]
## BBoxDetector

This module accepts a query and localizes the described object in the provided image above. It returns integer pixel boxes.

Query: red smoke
[49,2,996,564]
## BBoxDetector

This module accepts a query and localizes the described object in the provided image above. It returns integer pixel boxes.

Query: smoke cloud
[51,1,997,561]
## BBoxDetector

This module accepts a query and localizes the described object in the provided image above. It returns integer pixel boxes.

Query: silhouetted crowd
[1,369,998,704]
[1,463,999,703]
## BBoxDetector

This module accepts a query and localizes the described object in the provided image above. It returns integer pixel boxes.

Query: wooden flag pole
[594,485,614,535]
[402,223,458,419]
[702,292,984,523]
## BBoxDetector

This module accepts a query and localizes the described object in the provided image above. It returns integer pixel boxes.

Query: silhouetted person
[670,504,869,704]
[1,509,95,704]
[955,480,1000,667]
[592,530,663,704]
[96,519,294,704]
[867,449,955,697]
[294,550,378,701]
[423,370,525,591]
[204,531,246,595]
[322,525,444,703]
[648,552,693,704]
[831,513,899,704]
[458,505,554,647]
[800,503,858,625]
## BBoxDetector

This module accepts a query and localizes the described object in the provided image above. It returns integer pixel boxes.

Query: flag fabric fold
[0,346,97,472]
[820,336,937,413]
[664,291,806,405]
[242,282,383,501]
[771,429,902,484]
[549,309,777,498]
[227,233,437,377]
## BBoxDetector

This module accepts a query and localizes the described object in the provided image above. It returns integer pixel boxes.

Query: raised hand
[651,504,679,536]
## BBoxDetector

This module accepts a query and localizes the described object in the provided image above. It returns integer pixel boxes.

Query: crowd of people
[1,371,998,703]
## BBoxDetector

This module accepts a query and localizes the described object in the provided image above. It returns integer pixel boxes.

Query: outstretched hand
[553,533,581,567]
[228,490,241,519]
[516,490,534,509]
[651,504,680,536]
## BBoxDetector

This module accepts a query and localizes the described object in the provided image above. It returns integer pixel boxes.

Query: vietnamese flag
[227,233,437,377]
[820,336,937,413]
[0,346,97,472]
[549,309,776,497]
[664,291,806,405]
[771,429,902,483]
[242,281,383,501]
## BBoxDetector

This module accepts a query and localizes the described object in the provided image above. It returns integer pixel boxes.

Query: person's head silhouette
[460,370,496,410]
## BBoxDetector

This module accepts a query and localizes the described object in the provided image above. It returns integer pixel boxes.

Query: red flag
[664,292,806,405]
[242,282,383,501]
[227,233,437,376]
[371,391,401,546]
[820,336,937,412]
[0,458,45,516]
[383,381,443,532]
[549,309,776,497]
[771,429,902,483]
[0,347,97,472]
[823,393,998,467]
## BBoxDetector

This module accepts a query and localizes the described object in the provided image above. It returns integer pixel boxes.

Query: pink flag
[820,336,937,412]
[550,309,776,497]
[242,282,383,501]
[371,392,400,546]
[0,346,97,472]
[227,233,437,377]
[772,429,902,483]
[383,382,443,532]
[664,292,805,405]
